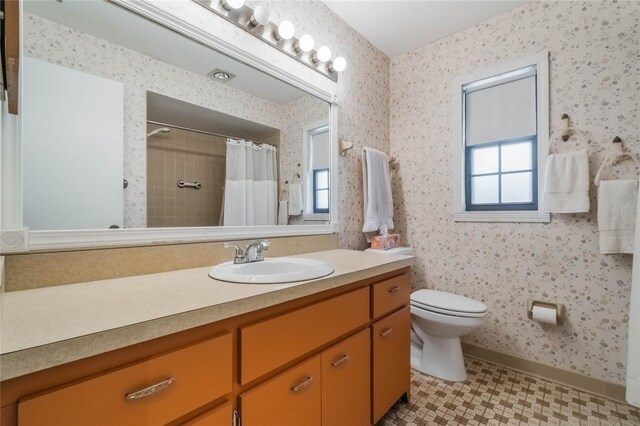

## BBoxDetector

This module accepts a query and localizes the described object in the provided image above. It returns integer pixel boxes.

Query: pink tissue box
[370,234,401,250]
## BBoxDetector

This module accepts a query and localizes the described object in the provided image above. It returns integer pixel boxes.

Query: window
[452,53,549,222]
[312,168,330,213]
[303,122,331,220]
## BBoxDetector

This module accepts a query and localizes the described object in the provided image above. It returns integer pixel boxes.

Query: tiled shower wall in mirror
[147,123,282,227]
[146,124,226,227]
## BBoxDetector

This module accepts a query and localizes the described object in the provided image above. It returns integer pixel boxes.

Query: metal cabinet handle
[331,354,350,367]
[380,328,393,337]
[388,285,400,293]
[291,376,314,392]
[125,377,175,400]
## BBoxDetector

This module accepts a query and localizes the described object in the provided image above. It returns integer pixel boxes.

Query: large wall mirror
[14,0,336,249]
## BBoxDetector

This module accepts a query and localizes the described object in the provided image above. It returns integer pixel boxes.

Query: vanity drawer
[240,287,369,384]
[372,273,410,318]
[18,333,233,426]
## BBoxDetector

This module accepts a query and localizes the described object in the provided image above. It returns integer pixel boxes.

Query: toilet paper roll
[531,305,557,325]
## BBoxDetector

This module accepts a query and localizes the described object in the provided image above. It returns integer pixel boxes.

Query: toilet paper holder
[527,300,565,325]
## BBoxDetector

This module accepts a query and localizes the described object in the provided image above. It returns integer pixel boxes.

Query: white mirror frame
[0,0,339,253]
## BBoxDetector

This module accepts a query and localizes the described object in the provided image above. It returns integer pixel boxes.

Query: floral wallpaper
[390,1,639,385]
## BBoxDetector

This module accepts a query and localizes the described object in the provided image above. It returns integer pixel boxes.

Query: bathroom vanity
[0,250,413,425]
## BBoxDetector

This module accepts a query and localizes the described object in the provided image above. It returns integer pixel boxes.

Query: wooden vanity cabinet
[240,355,322,426]
[182,402,233,426]
[2,268,411,426]
[321,328,371,426]
[372,306,411,423]
[240,328,371,426]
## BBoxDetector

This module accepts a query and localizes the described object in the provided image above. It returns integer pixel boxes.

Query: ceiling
[147,92,276,139]
[24,0,307,104]
[322,1,528,58]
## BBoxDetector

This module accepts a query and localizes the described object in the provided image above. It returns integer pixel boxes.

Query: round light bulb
[330,56,347,72]
[250,4,270,26]
[275,20,295,40]
[315,45,331,63]
[221,0,244,10]
[295,34,314,53]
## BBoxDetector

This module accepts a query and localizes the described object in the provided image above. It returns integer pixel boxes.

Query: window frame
[312,168,330,214]
[452,52,550,223]
[465,136,538,211]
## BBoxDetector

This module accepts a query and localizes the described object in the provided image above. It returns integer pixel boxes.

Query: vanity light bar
[192,0,346,82]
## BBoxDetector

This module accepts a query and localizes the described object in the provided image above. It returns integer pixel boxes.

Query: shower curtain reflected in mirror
[222,139,277,226]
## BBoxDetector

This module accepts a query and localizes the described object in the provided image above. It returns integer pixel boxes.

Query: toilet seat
[411,289,487,318]
[411,300,487,318]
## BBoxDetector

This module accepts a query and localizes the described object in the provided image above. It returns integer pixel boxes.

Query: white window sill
[302,213,330,221]
[453,211,550,223]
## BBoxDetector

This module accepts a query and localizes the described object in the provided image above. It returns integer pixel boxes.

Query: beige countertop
[0,249,413,380]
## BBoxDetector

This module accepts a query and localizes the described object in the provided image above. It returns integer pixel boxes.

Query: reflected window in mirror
[303,123,330,221]
[313,168,330,214]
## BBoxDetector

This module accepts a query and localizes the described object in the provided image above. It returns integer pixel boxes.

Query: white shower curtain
[627,181,640,407]
[223,139,277,226]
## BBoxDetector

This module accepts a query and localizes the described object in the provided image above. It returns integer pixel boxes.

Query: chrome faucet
[224,240,271,264]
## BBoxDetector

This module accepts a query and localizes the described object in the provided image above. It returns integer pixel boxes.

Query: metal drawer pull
[125,377,175,400]
[380,328,393,337]
[331,354,350,367]
[291,376,314,392]
[388,285,400,293]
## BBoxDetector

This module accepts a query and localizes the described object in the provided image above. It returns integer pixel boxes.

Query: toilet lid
[365,247,414,255]
[411,289,487,314]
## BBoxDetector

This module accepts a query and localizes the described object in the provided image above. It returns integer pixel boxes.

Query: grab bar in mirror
[177,180,202,190]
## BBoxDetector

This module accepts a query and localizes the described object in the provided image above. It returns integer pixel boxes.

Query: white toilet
[410,289,487,382]
[364,247,415,256]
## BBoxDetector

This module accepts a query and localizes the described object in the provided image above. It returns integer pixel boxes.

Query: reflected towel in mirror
[288,183,303,216]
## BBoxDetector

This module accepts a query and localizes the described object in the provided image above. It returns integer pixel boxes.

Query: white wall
[22,57,124,230]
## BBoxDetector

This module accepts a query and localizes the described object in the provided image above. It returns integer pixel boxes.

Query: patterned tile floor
[378,357,640,426]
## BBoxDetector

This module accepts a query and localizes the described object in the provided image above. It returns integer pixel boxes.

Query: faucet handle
[223,242,245,256]
[259,240,271,250]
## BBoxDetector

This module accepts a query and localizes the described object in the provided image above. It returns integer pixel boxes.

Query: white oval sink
[208,257,334,284]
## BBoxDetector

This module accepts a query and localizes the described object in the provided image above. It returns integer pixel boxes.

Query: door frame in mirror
[0,0,339,253]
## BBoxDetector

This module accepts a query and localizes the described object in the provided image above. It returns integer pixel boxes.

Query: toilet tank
[365,247,414,255]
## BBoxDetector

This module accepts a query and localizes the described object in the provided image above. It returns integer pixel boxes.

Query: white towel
[278,199,288,225]
[627,179,640,407]
[362,147,394,235]
[288,183,303,216]
[598,179,638,254]
[542,149,590,213]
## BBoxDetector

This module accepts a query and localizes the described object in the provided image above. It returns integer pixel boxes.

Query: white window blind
[465,75,536,146]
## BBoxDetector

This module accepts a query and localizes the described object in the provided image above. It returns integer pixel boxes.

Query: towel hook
[561,114,571,141]
[339,138,354,156]
[613,136,622,143]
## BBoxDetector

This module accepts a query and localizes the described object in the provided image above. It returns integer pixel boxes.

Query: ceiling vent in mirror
[208,68,236,82]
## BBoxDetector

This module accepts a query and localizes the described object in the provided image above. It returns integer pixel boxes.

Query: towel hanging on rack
[595,140,639,254]
[541,128,590,213]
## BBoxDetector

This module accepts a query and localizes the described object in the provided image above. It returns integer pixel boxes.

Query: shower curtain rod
[147,120,272,143]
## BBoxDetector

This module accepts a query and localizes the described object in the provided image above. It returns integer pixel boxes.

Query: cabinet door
[240,356,321,426]
[321,329,370,426]
[372,307,410,423]
[182,402,232,426]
